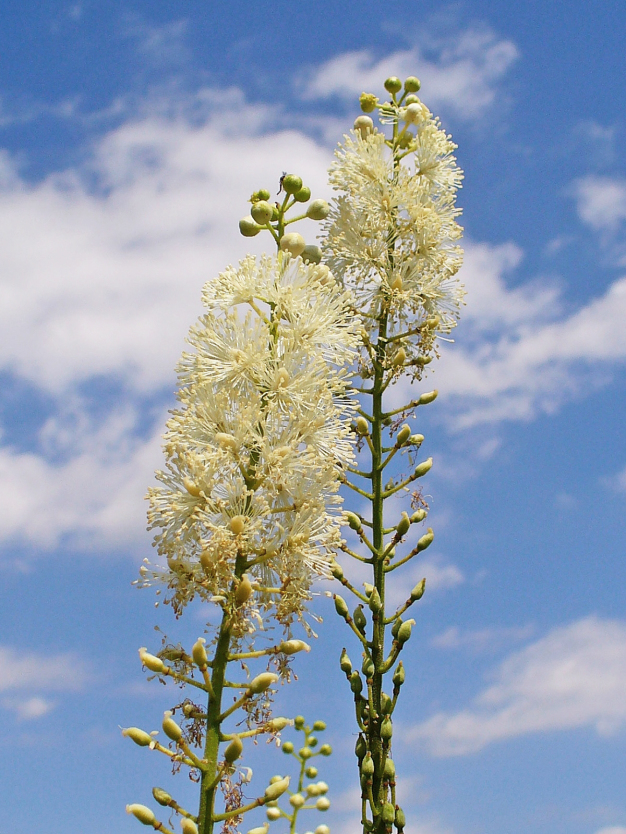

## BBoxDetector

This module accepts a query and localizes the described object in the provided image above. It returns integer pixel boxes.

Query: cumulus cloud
[573,176,626,232]
[409,617,626,756]
[299,26,518,123]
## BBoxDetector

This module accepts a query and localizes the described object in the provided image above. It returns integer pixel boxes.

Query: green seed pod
[250,200,274,225]
[382,802,396,824]
[334,594,349,618]
[397,620,413,645]
[279,232,306,257]
[354,605,367,632]
[404,76,421,92]
[350,670,363,694]
[126,804,156,825]
[281,741,294,754]
[359,92,378,112]
[410,578,426,601]
[345,511,362,531]
[417,528,434,552]
[331,561,344,580]
[410,508,427,523]
[181,819,199,834]
[138,647,165,674]
[362,656,375,678]
[355,734,367,759]
[282,174,303,194]
[162,711,182,743]
[361,752,375,776]
[294,715,305,730]
[316,797,331,811]
[380,692,393,715]
[239,215,262,237]
[414,458,433,478]
[319,744,332,756]
[266,807,281,821]
[368,587,382,614]
[383,757,396,780]
[418,389,438,405]
[294,185,311,202]
[354,115,374,138]
[355,415,369,435]
[384,76,402,93]
[396,424,411,446]
[392,663,405,687]
[306,199,330,220]
[395,806,406,829]
[391,617,403,638]
[279,639,311,655]
[409,434,425,447]
[340,648,353,674]
[305,765,318,778]
[264,776,290,801]
[192,637,208,669]
[248,672,279,694]
[152,787,172,806]
[381,716,393,740]
[122,727,153,747]
[302,244,322,264]
[396,512,411,538]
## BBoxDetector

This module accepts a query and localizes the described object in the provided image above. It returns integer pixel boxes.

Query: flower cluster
[321,89,465,373]
[143,253,359,631]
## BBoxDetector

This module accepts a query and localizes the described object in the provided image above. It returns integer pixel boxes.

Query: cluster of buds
[239,174,330,263]
[354,75,423,141]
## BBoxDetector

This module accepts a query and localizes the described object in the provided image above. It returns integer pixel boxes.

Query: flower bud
[409,434,425,447]
[353,605,367,632]
[381,716,393,740]
[382,802,396,824]
[417,528,434,552]
[122,727,153,747]
[268,717,293,731]
[279,232,306,257]
[391,617,403,638]
[316,797,331,811]
[282,741,294,754]
[279,639,311,655]
[355,735,367,759]
[355,415,369,436]
[126,804,156,825]
[290,793,306,808]
[396,512,410,538]
[239,215,262,237]
[340,648,352,675]
[181,819,199,834]
[345,511,362,531]
[235,574,253,605]
[396,620,414,645]
[139,647,165,674]
[362,656,375,678]
[384,76,402,94]
[354,115,374,138]
[359,92,378,112]
[281,174,303,194]
[361,753,375,776]
[229,515,245,535]
[152,787,172,806]
[163,711,182,742]
[392,347,406,367]
[250,200,274,225]
[294,715,305,730]
[319,744,332,756]
[306,199,330,220]
[368,587,382,613]
[393,663,405,687]
[224,735,243,763]
[316,780,329,794]
[266,807,281,821]
[426,316,440,329]
[410,508,427,523]
[252,188,271,202]
[405,94,420,105]
[380,692,393,715]
[334,594,349,618]
[264,776,290,801]
[330,561,344,580]
[192,637,208,669]
[294,185,311,202]
[306,765,319,778]
[402,102,425,124]
[315,827,330,834]
[395,807,406,829]
[414,458,433,478]
[248,672,279,695]
[383,757,396,780]
[404,76,421,92]
[299,746,313,759]
[418,389,438,405]
[247,825,270,834]
[302,244,322,264]
[396,424,411,446]
[410,578,426,601]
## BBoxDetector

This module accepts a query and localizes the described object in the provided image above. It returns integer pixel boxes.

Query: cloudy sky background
[1,3,625,833]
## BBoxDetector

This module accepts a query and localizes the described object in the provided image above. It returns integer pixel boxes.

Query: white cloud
[2,696,55,720]
[594,828,626,834]
[299,26,518,123]
[431,624,534,652]
[409,617,626,756]
[573,176,626,232]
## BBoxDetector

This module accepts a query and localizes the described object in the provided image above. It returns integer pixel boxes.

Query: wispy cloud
[573,175,626,232]
[408,617,626,756]
[431,623,535,653]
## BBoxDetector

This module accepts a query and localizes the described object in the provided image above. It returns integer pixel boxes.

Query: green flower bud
[396,424,411,446]
[409,434,425,447]
[384,76,403,94]
[419,389,438,405]
[139,647,165,674]
[405,94,420,105]
[181,819,199,834]
[334,593,349,618]
[248,672,278,694]
[126,804,156,825]
[192,637,208,669]
[380,716,393,740]
[152,787,172,806]
[354,115,374,138]
[359,92,378,112]
[247,825,270,834]
[235,574,253,605]
[383,757,396,780]
[368,587,382,613]
[355,735,367,759]
[393,663,405,687]
[396,512,411,538]
[239,215,262,237]
[294,715,305,730]
[299,746,313,759]
[302,244,322,264]
[264,776,290,801]
[395,807,406,829]
[306,199,330,220]
[391,617,403,638]
[279,639,311,655]
[313,719,326,731]
[330,561,344,580]
[410,578,426,601]
[250,200,274,225]
[397,620,414,644]
[361,752,375,776]
[122,727,153,747]
[162,711,182,743]
[253,188,271,202]
[392,347,407,367]
[355,415,369,435]
[414,458,433,478]
[350,670,363,694]
[382,802,396,824]
[345,512,362,531]
[362,656,375,678]
[340,648,353,675]
[415,354,433,366]
[353,605,367,632]
[417,528,434,552]
[224,735,243,763]
[404,76,421,92]
[319,743,332,756]
[380,692,393,715]
[316,797,331,811]
[282,174,303,194]
[279,232,306,257]
[294,185,311,202]
[306,765,318,778]
[290,793,306,808]
[308,735,318,747]
[266,807,281,821]
[282,741,294,754]
[410,508,427,523]
[363,582,374,597]
[315,826,330,834]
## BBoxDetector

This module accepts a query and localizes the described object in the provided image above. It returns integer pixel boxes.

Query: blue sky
[1,3,625,834]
